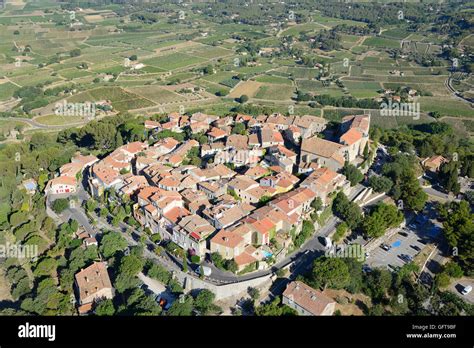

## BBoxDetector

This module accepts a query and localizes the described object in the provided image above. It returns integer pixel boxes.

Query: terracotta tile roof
[92,165,121,185]
[157,137,180,150]
[234,249,257,266]
[266,113,294,126]
[248,133,259,146]
[178,214,215,239]
[226,134,248,149]
[162,121,177,130]
[75,262,113,304]
[342,114,370,134]
[60,162,84,177]
[249,217,275,235]
[271,187,317,214]
[159,176,181,188]
[245,165,269,179]
[145,204,157,214]
[49,176,77,186]
[229,175,259,191]
[137,186,162,203]
[275,145,296,158]
[235,113,253,122]
[423,155,447,169]
[273,131,284,143]
[163,207,190,224]
[283,281,335,316]
[301,136,344,160]
[340,128,363,145]
[119,141,148,154]
[78,302,93,314]
[200,180,222,193]
[72,154,98,166]
[211,229,244,248]
[208,127,228,139]
[292,115,327,129]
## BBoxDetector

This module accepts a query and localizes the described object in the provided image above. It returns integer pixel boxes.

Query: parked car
[462,285,472,295]
[196,266,212,277]
[411,245,421,252]
[381,244,391,251]
[398,231,409,237]
[398,254,412,262]
[156,296,167,308]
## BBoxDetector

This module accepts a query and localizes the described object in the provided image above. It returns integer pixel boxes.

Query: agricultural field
[0,0,470,133]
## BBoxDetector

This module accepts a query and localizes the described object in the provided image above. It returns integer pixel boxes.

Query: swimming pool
[262,250,273,258]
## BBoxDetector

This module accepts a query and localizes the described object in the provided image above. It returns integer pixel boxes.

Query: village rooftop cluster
[46,111,370,275]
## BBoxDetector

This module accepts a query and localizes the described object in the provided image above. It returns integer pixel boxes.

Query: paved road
[445,74,474,105]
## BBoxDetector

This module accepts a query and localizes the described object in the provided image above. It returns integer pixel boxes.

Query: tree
[166,295,193,316]
[441,200,474,273]
[332,192,362,230]
[70,48,81,57]
[100,231,127,259]
[255,298,297,316]
[52,198,69,213]
[193,289,216,315]
[443,262,463,278]
[368,175,393,193]
[146,263,171,284]
[33,257,57,277]
[363,268,392,302]
[119,254,144,276]
[333,221,348,242]
[248,287,260,301]
[232,123,246,135]
[435,273,450,288]
[182,256,188,272]
[363,143,369,159]
[341,162,364,186]
[311,197,323,211]
[114,273,140,293]
[238,95,249,103]
[224,259,238,273]
[361,203,404,238]
[398,174,427,212]
[115,131,124,147]
[439,161,460,194]
[310,257,350,290]
[210,252,224,268]
[95,299,115,316]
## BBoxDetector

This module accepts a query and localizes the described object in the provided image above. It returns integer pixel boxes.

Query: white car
[461,285,472,295]
[323,237,332,250]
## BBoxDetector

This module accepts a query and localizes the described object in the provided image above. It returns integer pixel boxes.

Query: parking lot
[366,214,443,272]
